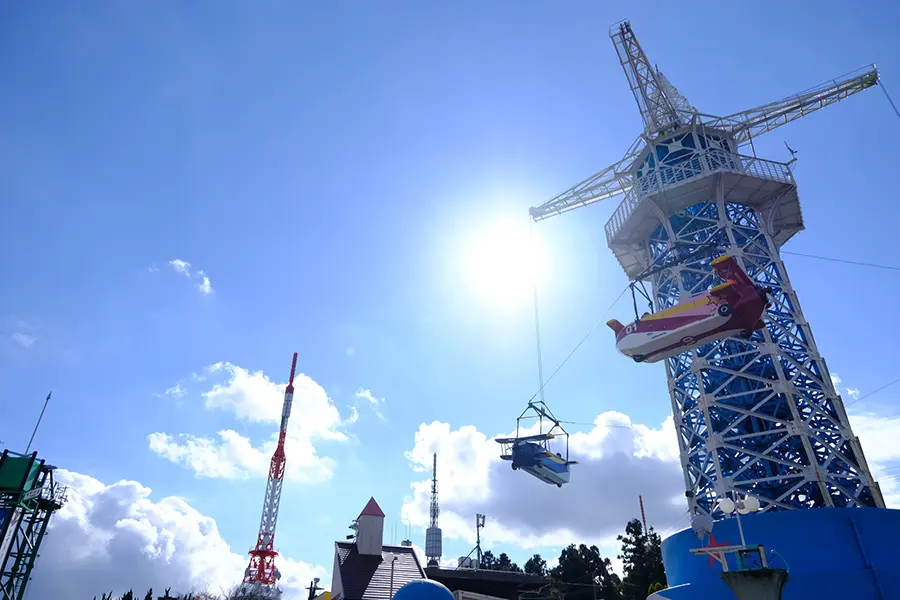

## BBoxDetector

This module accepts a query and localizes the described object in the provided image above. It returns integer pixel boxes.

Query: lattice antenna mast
[242,352,298,589]
[611,20,697,138]
[425,453,443,566]
[430,453,439,529]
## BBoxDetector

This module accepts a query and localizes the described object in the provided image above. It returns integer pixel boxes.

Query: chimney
[355,497,385,556]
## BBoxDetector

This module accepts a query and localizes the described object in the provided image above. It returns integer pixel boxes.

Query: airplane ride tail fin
[710,255,753,286]
[606,319,625,334]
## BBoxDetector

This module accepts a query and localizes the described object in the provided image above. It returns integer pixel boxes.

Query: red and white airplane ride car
[606,256,771,363]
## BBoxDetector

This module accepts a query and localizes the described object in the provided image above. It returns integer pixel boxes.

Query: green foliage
[144,589,154,600]
[478,550,523,572]
[550,543,622,600]
[524,553,548,576]
[648,581,667,594]
[617,518,667,600]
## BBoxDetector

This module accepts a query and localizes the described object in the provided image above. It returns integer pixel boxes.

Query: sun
[460,218,548,310]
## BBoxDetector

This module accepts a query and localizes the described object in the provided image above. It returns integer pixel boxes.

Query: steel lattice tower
[530,20,886,521]
[241,353,298,592]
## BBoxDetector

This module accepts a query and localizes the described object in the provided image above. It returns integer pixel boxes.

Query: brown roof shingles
[335,542,425,600]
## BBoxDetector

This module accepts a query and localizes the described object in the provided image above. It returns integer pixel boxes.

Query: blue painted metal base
[655,508,900,600]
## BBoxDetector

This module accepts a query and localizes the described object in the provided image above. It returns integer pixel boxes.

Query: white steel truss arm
[702,66,879,146]
[530,136,645,222]
[610,20,697,137]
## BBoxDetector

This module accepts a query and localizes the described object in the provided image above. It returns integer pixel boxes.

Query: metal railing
[605,149,794,243]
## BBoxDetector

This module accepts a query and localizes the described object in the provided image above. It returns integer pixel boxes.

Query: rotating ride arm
[529,136,644,222]
[701,66,879,146]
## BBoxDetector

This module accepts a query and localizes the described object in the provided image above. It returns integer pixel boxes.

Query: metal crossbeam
[701,66,879,146]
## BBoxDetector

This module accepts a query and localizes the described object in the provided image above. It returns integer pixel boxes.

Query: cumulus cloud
[167,258,214,295]
[149,362,353,483]
[11,332,36,348]
[31,470,327,600]
[400,412,686,553]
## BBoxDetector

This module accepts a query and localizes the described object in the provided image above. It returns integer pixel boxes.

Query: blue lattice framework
[605,126,885,517]
[529,20,886,520]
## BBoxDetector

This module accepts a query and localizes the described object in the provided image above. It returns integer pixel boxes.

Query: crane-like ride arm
[529,135,643,222]
[701,66,879,146]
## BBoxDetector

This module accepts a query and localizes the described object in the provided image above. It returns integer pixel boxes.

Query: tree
[495,552,523,573]
[479,550,497,570]
[143,589,154,600]
[524,554,548,576]
[122,591,135,600]
[617,518,667,600]
[551,543,622,600]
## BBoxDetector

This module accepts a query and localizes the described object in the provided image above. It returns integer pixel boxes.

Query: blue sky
[2,0,900,596]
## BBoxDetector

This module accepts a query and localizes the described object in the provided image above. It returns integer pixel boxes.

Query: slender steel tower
[530,20,885,523]
[242,353,298,589]
[425,453,442,566]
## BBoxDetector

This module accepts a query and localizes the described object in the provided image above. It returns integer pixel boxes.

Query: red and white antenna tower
[242,352,298,589]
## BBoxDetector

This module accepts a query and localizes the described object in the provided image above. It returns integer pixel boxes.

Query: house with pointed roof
[330,497,426,600]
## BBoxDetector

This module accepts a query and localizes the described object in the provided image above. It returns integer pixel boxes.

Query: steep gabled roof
[358,497,385,518]
[334,542,424,600]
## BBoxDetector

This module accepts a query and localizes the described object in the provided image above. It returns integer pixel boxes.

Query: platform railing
[605,149,794,244]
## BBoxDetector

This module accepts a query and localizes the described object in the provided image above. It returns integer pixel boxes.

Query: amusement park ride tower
[531,22,885,523]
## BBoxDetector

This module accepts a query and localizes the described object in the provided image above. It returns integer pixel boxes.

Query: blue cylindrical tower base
[654,508,900,600]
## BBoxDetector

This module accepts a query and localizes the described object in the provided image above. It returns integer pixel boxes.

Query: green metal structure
[0,450,67,600]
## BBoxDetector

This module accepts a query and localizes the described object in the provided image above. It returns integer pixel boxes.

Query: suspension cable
[526,284,631,404]
[880,77,900,122]
[782,251,900,272]
[529,218,547,405]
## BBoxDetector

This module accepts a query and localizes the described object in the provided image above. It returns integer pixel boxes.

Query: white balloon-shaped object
[743,495,761,513]
[718,498,735,514]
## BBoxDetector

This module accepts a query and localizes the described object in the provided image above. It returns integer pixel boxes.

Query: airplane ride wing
[494,437,517,444]
[515,433,555,442]
[710,255,753,286]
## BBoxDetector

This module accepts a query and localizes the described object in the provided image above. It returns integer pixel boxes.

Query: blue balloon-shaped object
[394,579,454,600]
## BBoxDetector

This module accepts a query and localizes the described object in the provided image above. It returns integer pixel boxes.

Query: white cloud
[355,388,387,421]
[400,412,686,555]
[197,270,214,295]
[165,383,186,399]
[831,372,862,401]
[167,259,214,295]
[11,332,36,348]
[30,469,327,600]
[848,411,900,507]
[355,389,382,406]
[149,362,353,484]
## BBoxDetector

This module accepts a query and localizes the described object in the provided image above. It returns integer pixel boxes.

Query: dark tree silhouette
[524,553,548,576]
[551,543,622,600]
[617,518,667,600]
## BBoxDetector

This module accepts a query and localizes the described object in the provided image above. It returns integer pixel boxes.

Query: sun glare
[460,218,549,310]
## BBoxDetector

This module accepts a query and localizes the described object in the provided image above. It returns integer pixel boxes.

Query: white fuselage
[616,313,734,361]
